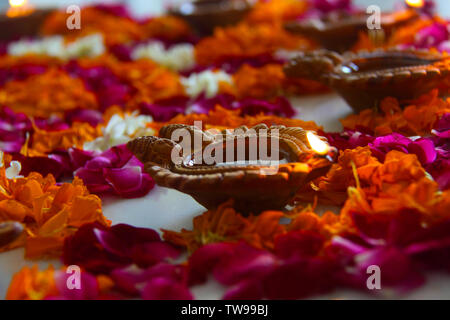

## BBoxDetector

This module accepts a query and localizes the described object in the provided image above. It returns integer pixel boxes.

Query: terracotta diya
[284,9,419,52]
[284,49,450,113]
[128,124,336,214]
[0,222,24,247]
[169,0,252,36]
[0,8,54,41]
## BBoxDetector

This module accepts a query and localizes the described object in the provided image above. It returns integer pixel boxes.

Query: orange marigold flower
[297,146,380,205]
[287,209,351,239]
[109,59,185,107]
[144,16,192,41]
[233,64,285,99]
[352,17,438,51]
[340,90,450,136]
[299,146,444,215]
[355,151,438,212]
[361,151,426,190]
[194,23,313,66]
[6,265,58,300]
[0,153,110,258]
[44,55,184,108]
[163,201,250,252]
[232,63,328,99]
[162,105,320,132]
[245,211,286,250]
[0,69,98,118]
[340,150,447,225]
[294,147,448,232]
[387,17,436,47]
[0,55,61,70]
[41,7,146,47]
[6,265,115,300]
[163,201,285,252]
[246,0,309,24]
[30,122,100,154]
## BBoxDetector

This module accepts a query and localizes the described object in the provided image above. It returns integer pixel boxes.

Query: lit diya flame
[7,0,34,18]
[405,0,425,8]
[307,131,329,156]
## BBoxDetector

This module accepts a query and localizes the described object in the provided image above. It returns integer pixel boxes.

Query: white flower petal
[131,41,195,71]
[5,161,23,180]
[83,113,155,152]
[181,70,233,98]
[7,33,105,60]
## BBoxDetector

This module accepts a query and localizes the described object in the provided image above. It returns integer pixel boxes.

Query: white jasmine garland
[8,33,105,60]
[131,41,196,71]
[83,112,155,152]
[8,36,63,57]
[64,34,105,59]
[181,70,233,98]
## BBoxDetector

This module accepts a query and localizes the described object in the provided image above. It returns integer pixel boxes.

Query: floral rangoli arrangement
[1,0,450,300]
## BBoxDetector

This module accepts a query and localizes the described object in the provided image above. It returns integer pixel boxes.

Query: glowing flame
[405,0,425,8]
[307,132,329,155]
[7,0,34,18]
[10,0,27,7]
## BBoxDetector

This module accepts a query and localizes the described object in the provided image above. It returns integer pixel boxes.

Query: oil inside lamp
[6,0,34,18]
[307,131,329,156]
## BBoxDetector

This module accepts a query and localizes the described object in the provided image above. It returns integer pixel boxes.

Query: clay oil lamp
[0,221,24,247]
[284,9,419,52]
[0,0,54,41]
[128,124,336,214]
[284,49,450,113]
[169,0,253,36]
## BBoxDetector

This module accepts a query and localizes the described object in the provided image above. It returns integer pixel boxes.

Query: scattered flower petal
[73,144,155,198]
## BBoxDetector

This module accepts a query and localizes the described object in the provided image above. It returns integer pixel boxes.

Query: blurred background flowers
[1,0,450,18]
